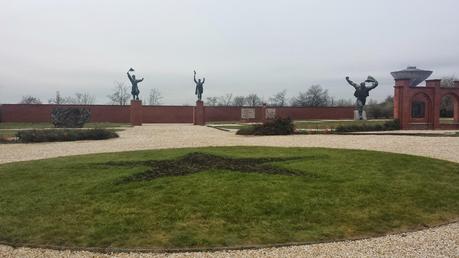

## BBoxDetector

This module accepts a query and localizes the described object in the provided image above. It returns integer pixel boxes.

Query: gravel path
[2,124,459,164]
[0,124,458,257]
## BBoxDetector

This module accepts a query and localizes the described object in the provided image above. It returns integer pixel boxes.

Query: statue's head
[132,75,136,80]
[360,82,366,88]
[198,79,202,83]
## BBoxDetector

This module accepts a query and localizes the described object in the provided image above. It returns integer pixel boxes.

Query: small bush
[335,119,400,133]
[16,129,119,143]
[51,107,91,128]
[236,117,295,135]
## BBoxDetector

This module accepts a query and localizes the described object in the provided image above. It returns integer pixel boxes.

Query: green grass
[0,131,15,138]
[0,147,457,250]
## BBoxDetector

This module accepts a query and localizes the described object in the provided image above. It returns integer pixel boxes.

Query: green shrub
[236,117,295,135]
[16,129,119,143]
[335,119,400,133]
[51,107,91,128]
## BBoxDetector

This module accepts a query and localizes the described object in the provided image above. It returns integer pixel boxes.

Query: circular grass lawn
[0,147,458,251]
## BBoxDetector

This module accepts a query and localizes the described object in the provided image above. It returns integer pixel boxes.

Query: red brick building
[394,79,459,130]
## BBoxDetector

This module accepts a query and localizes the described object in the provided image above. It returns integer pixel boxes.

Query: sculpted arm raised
[194,70,198,84]
[367,76,379,90]
[345,76,358,89]
[127,71,133,82]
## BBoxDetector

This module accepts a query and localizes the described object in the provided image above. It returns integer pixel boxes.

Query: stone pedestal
[193,100,205,125]
[130,100,143,126]
[354,110,367,120]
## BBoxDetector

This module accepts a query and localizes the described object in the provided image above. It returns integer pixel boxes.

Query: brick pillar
[130,100,143,126]
[427,80,442,129]
[261,104,267,123]
[454,101,459,123]
[393,86,403,120]
[454,82,459,123]
[193,100,205,125]
[394,79,410,129]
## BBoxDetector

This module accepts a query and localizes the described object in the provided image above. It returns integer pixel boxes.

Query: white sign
[241,108,256,119]
[266,108,276,119]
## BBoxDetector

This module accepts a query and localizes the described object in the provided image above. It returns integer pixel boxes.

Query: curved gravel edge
[1,222,457,257]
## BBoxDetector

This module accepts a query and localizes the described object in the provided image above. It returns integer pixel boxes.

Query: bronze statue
[345,76,378,120]
[127,68,143,100]
[193,70,205,101]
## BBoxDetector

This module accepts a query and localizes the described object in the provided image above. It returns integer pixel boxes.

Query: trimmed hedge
[16,129,119,143]
[335,119,400,133]
[236,117,295,135]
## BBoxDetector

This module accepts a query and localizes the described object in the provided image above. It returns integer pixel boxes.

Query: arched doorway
[439,93,459,126]
[409,92,433,128]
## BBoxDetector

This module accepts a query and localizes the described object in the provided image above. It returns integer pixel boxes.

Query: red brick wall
[204,106,354,122]
[0,104,130,123]
[275,107,354,120]
[204,106,242,122]
[143,105,194,123]
[0,104,354,124]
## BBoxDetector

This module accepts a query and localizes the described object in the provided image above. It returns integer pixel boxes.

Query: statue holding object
[345,75,378,120]
[194,70,205,101]
[127,68,144,100]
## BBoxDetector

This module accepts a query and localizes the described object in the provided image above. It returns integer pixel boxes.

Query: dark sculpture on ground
[99,152,316,184]
[127,68,144,100]
[51,107,91,128]
[194,70,205,101]
[345,76,378,120]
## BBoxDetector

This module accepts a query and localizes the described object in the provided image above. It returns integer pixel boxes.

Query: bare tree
[441,75,458,88]
[148,88,163,105]
[206,97,218,106]
[331,98,354,107]
[75,92,95,104]
[108,81,130,105]
[48,91,69,104]
[217,93,233,106]
[366,96,394,119]
[232,96,245,106]
[290,92,308,106]
[245,94,262,106]
[20,95,42,104]
[71,92,96,104]
[48,91,95,105]
[291,85,330,107]
[269,89,287,106]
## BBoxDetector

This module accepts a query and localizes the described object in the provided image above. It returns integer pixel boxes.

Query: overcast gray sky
[1,0,458,104]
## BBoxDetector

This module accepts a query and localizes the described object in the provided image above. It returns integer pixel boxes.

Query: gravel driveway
[0,124,458,257]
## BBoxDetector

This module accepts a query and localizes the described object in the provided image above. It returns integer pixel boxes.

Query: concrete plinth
[193,100,205,125]
[130,100,143,126]
[354,110,367,120]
